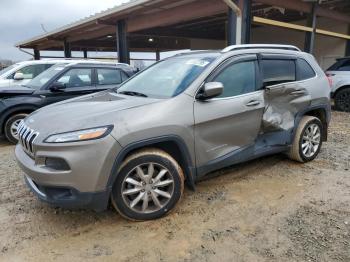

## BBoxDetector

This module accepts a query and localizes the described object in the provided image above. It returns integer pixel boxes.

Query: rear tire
[334,88,350,112]
[4,113,28,144]
[111,148,184,221]
[288,116,323,163]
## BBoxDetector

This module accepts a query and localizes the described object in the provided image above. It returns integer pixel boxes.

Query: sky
[0,0,129,62]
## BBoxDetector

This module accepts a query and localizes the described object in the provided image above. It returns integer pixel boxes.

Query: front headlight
[44,126,113,143]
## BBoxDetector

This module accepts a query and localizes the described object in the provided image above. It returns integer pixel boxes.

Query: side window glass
[15,65,37,79]
[121,71,129,82]
[97,69,122,85]
[56,68,92,88]
[261,59,296,86]
[213,61,256,98]
[337,60,350,71]
[296,59,316,80]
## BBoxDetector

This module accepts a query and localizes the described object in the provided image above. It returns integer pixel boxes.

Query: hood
[0,85,34,98]
[25,91,161,137]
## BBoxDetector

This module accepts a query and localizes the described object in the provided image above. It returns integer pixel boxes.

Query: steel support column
[304,2,317,54]
[346,25,350,56]
[116,20,129,64]
[241,0,252,44]
[227,7,237,45]
[156,50,160,61]
[33,49,40,60]
[64,41,71,58]
[83,49,88,59]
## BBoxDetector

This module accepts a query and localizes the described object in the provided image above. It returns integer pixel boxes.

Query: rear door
[194,54,265,167]
[260,55,312,135]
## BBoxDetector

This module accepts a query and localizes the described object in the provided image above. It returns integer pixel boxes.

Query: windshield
[0,64,17,76]
[26,64,68,89]
[117,54,218,98]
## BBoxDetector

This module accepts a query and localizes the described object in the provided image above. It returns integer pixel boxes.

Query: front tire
[4,113,28,144]
[111,148,184,221]
[288,116,323,163]
[334,88,350,112]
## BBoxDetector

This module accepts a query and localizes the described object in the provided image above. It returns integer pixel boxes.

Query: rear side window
[296,58,316,80]
[261,59,296,86]
[97,68,122,85]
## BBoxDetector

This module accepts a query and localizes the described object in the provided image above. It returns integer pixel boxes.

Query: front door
[37,68,95,106]
[194,55,265,170]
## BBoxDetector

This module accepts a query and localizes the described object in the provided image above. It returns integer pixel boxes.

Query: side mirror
[49,82,66,92]
[13,72,24,81]
[197,82,224,100]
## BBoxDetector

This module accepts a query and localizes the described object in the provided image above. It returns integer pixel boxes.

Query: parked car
[15,44,331,221]
[0,60,69,88]
[0,61,134,143]
[326,57,350,112]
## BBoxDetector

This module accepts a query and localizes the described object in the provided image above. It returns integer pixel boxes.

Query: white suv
[0,60,72,88]
[326,57,350,112]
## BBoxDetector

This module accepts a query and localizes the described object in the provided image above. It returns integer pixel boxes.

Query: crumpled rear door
[262,82,311,133]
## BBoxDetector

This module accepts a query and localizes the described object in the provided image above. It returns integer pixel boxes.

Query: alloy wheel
[10,119,23,140]
[301,123,321,158]
[121,163,175,214]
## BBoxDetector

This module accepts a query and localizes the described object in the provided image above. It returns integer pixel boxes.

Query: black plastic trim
[293,104,331,142]
[25,176,109,212]
[196,142,289,178]
[107,135,196,191]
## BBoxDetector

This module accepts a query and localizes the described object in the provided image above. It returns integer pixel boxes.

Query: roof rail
[222,44,301,53]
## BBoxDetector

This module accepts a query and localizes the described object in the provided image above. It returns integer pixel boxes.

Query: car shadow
[0,136,12,147]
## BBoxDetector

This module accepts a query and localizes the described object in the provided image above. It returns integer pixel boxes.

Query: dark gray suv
[0,61,134,143]
[15,45,331,221]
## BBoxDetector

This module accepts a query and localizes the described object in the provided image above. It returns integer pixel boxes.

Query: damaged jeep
[15,44,331,221]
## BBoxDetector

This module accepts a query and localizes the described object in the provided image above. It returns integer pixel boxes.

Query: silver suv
[15,45,331,221]
[326,57,350,112]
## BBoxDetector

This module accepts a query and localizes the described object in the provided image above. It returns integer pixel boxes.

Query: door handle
[290,90,306,96]
[245,100,261,107]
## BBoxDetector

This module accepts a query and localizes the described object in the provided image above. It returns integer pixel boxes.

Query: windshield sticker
[186,59,210,67]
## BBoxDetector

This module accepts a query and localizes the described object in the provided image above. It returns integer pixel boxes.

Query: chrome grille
[17,121,39,157]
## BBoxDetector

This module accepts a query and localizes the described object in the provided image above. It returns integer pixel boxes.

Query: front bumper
[15,135,122,210]
[24,175,109,211]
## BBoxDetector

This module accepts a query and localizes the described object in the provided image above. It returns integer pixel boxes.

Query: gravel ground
[0,111,349,262]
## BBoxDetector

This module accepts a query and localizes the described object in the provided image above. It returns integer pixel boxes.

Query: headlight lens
[45,126,113,143]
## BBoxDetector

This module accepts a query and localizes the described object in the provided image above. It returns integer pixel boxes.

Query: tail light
[326,73,334,88]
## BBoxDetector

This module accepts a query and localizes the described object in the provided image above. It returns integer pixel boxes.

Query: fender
[106,135,196,193]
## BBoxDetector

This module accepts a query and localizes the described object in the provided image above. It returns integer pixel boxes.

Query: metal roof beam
[257,0,350,23]
[127,0,227,32]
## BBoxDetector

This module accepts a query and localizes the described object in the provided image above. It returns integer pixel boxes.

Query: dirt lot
[0,111,349,262]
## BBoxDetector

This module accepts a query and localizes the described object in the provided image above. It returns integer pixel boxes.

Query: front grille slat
[18,123,39,158]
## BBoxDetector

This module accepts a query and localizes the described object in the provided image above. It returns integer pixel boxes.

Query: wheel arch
[294,105,330,142]
[0,105,38,134]
[333,85,350,98]
[107,136,196,192]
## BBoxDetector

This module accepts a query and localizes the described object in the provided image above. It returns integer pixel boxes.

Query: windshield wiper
[118,91,148,97]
